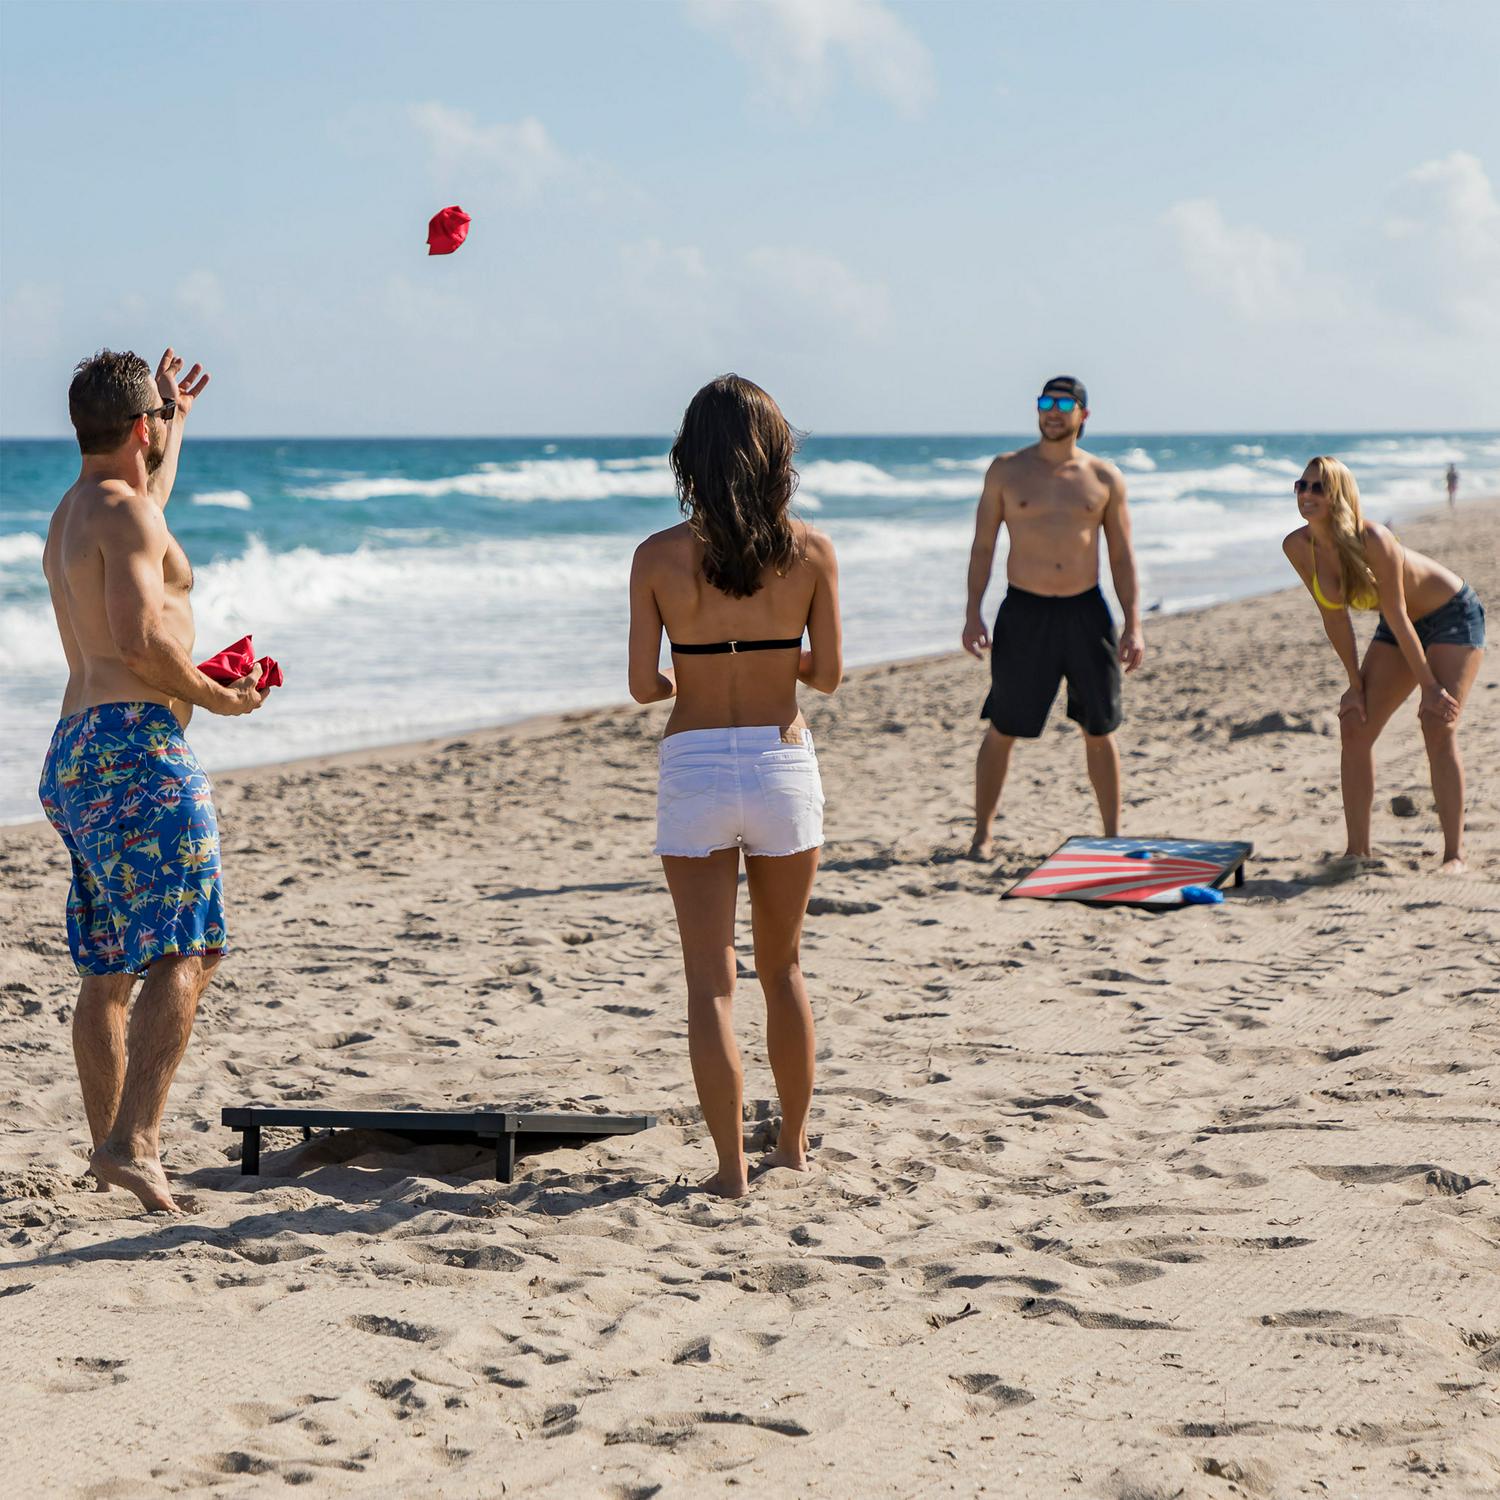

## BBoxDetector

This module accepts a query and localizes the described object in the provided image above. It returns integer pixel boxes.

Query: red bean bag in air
[427,205,471,256]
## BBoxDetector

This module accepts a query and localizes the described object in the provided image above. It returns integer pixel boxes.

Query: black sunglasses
[134,399,177,423]
[1294,478,1324,494]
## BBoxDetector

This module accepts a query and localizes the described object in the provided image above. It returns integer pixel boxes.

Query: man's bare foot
[967,837,994,861]
[699,1169,749,1199]
[1438,856,1468,875]
[760,1144,813,1173]
[90,1144,181,1213]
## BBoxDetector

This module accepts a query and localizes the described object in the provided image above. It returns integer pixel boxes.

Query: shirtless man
[39,348,265,1212]
[961,377,1145,858]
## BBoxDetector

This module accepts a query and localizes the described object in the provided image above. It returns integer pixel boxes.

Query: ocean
[2,430,1496,824]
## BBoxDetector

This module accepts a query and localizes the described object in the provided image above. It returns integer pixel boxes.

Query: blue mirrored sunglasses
[1037,396,1078,412]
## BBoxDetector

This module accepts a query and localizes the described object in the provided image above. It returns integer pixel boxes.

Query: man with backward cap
[961,376,1146,857]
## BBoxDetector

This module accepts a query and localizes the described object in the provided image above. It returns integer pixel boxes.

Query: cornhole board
[1003,837,1252,907]
[222,1107,656,1183]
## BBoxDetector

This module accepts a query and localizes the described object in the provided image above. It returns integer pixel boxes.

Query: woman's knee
[686,983,735,1014]
[1421,717,1459,754]
[754,956,804,995]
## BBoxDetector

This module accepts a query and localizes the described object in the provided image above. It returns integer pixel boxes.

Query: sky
[1,0,1497,439]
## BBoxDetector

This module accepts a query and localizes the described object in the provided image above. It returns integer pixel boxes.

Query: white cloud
[176,269,227,324]
[1383,150,1500,331]
[686,0,935,118]
[1163,198,1325,321]
[0,281,64,358]
[409,102,568,196]
[743,246,889,333]
[614,238,889,366]
[1166,152,1500,342]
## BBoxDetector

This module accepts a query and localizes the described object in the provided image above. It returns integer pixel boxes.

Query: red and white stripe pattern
[1008,846,1227,904]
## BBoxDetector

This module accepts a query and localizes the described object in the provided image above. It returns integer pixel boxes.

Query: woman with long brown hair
[629,375,842,1197]
[1283,456,1484,872]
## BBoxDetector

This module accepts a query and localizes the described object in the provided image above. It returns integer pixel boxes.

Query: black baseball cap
[1041,375,1087,407]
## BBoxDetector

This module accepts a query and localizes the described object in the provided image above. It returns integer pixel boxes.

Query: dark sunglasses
[1294,478,1325,494]
[134,399,177,423]
[1037,396,1078,412]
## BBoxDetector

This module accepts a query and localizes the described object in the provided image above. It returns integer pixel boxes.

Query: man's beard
[145,419,168,474]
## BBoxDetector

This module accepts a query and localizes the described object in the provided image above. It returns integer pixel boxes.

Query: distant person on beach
[38,349,266,1213]
[961,376,1145,857]
[1283,455,1484,873]
[629,375,842,1198]
[1446,463,1459,508]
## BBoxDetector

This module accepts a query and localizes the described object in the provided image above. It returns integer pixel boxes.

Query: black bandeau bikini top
[668,636,802,656]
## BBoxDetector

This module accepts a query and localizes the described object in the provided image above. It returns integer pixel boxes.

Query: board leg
[1234,863,1245,888]
[242,1125,261,1176]
[496,1132,516,1184]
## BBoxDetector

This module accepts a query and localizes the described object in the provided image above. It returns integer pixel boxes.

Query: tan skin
[1283,464,1481,872]
[629,520,842,1198]
[42,349,266,1212]
[962,398,1145,857]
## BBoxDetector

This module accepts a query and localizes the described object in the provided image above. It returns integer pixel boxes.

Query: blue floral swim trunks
[37,702,228,976]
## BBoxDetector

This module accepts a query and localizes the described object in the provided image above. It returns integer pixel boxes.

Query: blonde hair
[1309,455,1379,610]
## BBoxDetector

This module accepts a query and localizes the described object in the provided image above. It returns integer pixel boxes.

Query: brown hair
[68,349,156,454]
[669,374,801,599]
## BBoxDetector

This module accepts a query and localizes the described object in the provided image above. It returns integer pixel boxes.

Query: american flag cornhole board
[1003,837,1252,906]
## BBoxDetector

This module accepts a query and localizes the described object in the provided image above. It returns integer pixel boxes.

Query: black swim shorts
[1372,582,1485,650]
[980,584,1122,739]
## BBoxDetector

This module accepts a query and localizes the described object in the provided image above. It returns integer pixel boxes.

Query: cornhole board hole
[222,1107,656,1183]
[1003,837,1252,907]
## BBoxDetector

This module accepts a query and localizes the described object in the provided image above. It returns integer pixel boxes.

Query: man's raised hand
[155,348,211,418]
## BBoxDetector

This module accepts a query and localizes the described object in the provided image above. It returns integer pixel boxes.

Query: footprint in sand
[950,1372,1034,1410]
[346,1313,442,1344]
[605,1410,810,1448]
[402,1239,526,1273]
[1301,1162,1487,1193]
[38,1355,128,1394]
[369,1376,427,1417]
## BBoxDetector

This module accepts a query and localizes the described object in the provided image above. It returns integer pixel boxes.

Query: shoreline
[5,493,1491,836]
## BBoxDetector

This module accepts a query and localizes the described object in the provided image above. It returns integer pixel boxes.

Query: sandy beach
[1,499,1497,1499]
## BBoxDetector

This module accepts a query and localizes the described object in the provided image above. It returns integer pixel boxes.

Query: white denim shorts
[654,725,825,859]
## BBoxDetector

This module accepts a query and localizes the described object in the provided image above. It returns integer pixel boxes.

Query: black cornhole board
[221,1107,656,1183]
[1002,836,1253,907]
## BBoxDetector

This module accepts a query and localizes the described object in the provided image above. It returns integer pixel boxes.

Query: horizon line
[2,426,1496,444]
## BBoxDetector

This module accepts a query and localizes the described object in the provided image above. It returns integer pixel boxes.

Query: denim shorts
[1374,583,1485,650]
[654,725,824,859]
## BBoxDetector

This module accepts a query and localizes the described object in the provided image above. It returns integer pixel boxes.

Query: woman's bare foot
[760,1144,813,1173]
[1438,856,1468,875]
[967,837,994,861]
[700,1168,749,1199]
[90,1143,181,1213]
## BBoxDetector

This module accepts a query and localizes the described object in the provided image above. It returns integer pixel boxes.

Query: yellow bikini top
[1309,531,1381,613]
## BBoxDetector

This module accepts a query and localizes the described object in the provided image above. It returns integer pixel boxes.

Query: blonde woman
[1283,456,1484,872]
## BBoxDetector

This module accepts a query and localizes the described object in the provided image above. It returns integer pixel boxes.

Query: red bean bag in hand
[197,635,284,693]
